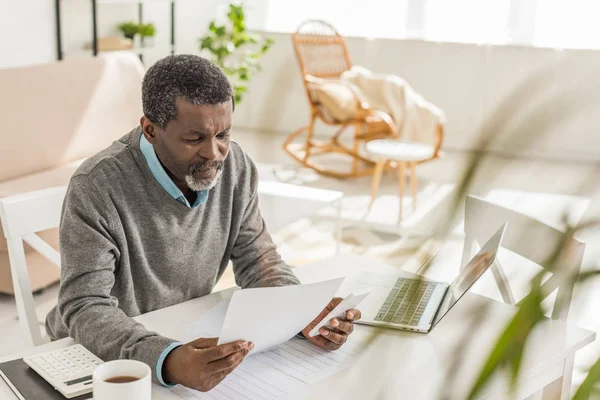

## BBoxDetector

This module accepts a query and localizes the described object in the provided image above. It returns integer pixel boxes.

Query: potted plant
[139,23,156,47]
[118,21,139,41]
[199,4,274,104]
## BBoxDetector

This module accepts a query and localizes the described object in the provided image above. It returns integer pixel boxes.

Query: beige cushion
[0,52,144,182]
[306,75,361,122]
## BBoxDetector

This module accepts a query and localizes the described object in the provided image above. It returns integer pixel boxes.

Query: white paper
[218,278,344,354]
[252,333,365,384]
[179,292,370,400]
[170,332,368,399]
[169,356,308,400]
[185,299,230,337]
[308,291,370,337]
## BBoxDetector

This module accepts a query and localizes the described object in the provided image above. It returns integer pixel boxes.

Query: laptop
[350,222,507,333]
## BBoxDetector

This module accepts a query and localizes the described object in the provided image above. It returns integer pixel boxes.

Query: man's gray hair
[142,54,233,128]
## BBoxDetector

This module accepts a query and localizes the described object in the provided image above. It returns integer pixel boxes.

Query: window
[533,0,600,50]
[247,0,600,51]
[249,0,409,39]
[423,0,511,45]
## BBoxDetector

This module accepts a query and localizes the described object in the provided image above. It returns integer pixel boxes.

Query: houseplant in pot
[118,21,139,41]
[199,4,274,103]
[139,23,156,47]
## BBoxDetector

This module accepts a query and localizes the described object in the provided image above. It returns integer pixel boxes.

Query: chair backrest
[461,195,585,321]
[292,20,354,123]
[293,20,352,80]
[0,186,67,346]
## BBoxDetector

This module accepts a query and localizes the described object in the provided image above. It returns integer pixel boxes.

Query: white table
[0,254,594,399]
[258,181,344,252]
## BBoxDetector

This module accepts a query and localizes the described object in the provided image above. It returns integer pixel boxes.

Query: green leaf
[577,270,600,283]
[139,23,156,38]
[118,21,139,39]
[215,26,227,37]
[261,41,273,54]
[234,84,248,93]
[198,3,271,105]
[199,36,213,50]
[573,357,600,400]
[466,283,544,400]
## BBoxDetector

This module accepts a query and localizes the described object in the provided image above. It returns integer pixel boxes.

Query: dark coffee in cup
[104,376,140,384]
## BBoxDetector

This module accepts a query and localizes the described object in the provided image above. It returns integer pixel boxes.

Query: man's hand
[301,297,362,351]
[163,337,253,392]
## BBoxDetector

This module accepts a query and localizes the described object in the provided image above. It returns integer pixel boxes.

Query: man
[45,54,361,392]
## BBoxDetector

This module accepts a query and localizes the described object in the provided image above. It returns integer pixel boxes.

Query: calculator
[23,344,104,399]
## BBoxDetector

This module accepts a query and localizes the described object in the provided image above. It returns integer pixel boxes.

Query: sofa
[0,52,144,294]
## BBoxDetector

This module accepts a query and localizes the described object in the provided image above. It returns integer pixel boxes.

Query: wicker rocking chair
[283,20,398,179]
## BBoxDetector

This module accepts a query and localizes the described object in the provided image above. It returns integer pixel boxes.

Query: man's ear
[140,116,157,144]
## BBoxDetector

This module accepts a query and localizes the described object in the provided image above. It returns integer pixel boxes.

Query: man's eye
[185,138,202,143]
[217,133,230,139]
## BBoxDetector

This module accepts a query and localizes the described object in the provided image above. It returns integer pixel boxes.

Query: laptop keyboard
[374,278,437,326]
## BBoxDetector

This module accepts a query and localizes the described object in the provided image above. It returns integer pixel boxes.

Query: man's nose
[199,137,219,160]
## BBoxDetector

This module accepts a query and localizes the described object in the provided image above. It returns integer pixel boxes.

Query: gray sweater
[45,128,300,383]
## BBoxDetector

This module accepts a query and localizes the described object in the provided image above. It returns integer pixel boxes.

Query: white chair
[462,195,585,399]
[0,186,67,346]
[366,135,441,224]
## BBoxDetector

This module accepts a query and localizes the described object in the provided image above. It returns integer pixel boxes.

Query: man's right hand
[163,337,253,392]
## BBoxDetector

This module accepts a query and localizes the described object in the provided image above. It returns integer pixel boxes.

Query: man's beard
[185,160,225,191]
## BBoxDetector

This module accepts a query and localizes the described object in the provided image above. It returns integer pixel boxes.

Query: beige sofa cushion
[0,52,144,182]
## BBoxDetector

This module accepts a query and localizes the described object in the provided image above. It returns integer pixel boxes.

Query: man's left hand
[301,297,361,351]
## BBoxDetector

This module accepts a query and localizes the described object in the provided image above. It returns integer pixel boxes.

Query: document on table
[171,331,367,400]
[176,281,369,400]
[218,278,344,354]
[169,355,308,400]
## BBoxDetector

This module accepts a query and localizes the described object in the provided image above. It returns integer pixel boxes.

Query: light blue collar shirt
[139,133,210,385]
[139,134,209,207]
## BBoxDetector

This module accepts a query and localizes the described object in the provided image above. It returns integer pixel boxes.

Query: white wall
[61,0,222,66]
[2,1,600,161]
[0,0,56,68]
[233,33,600,161]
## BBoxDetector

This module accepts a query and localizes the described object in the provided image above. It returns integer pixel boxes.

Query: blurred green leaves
[573,357,600,400]
[467,274,545,399]
[200,4,274,103]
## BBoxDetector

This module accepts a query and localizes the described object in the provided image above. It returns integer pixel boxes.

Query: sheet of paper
[218,278,344,354]
[169,356,308,400]
[308,291,370,337]
[252,333,365,384]
[185,299,230,337]
[169,332,369,399]
[180,295,370,400]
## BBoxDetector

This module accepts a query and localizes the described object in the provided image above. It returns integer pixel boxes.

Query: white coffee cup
[92,360,151,400]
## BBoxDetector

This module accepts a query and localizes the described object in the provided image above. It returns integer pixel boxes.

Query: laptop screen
[431,222,506,328]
